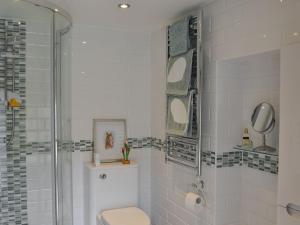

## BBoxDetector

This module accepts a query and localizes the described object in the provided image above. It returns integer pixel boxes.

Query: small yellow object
[8,98,21,108]
[242,128,252,147]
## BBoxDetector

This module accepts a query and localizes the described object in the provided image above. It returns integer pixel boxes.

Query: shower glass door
[0,1,73,225]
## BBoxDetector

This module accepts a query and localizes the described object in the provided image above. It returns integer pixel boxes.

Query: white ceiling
[48,0,207,32]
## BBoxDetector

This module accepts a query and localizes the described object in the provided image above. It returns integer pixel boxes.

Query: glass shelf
[234,145,278,156]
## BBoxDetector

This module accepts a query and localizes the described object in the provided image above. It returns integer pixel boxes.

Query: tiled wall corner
[202,151,216,166]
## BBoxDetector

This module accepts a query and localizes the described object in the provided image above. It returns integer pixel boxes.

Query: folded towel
[166,91,196,137]
[167,49,194,96]
[169,17,191,57]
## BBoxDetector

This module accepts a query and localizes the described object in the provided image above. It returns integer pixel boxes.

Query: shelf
[234,145,278,156]
[85,161,138,170]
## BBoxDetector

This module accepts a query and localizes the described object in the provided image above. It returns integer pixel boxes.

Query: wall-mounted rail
[165,11,203,176]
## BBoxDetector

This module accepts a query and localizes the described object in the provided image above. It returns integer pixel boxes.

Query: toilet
[84,161,151,225]
[97,207,150,225]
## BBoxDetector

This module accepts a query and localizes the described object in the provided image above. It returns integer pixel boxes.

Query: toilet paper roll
[185,192,204,211]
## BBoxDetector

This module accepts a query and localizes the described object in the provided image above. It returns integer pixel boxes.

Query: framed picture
[93,119,127,162]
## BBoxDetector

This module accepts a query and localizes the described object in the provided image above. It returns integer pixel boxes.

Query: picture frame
[93,119,127,163]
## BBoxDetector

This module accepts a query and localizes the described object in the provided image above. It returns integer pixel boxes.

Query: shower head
[7,91,21,108]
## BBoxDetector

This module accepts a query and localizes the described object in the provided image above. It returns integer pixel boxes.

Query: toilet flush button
[99,174,107,180]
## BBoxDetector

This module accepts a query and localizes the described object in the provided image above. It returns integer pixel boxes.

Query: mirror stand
[254,133,276,153]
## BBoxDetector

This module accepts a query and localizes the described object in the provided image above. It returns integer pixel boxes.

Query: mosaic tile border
[202,150,278,174]
[202,151,215,166]
[71,137,166,152]
[71,138,155,152]
[26,142,51,154]
[25,137,278,174]
[26,141,74,154]
[23,138,168,154]
[24,138,155,154]
[216,151,243,168]
[243,151,278,174]
[127,137,152,149]
[149,138,278,175]
[72,140,93,152]
[150,137,165,150]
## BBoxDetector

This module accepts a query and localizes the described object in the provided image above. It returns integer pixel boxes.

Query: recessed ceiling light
[118,3,130,9]
[54,8,59,12]
[82,41,87,45]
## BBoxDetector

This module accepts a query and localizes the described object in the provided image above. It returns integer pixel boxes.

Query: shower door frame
[51,7,73,225]
[52,23,73,225]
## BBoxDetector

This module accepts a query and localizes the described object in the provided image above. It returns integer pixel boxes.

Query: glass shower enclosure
[0,1,72,225]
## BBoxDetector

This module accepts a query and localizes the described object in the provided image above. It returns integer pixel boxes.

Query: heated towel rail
[166,11,203,176]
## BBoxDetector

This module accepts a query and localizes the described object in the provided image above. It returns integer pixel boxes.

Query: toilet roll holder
[191,179,205,205]
[192,178,204,192]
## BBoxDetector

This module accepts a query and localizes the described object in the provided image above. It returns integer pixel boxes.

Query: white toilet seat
[100,207,150,225]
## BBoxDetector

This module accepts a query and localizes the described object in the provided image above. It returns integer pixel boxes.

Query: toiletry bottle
[242,128,252,147]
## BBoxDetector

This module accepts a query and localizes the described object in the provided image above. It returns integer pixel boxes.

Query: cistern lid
[102,207,150,225]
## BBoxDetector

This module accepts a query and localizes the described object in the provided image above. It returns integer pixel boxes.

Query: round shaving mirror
[251,102,276,152]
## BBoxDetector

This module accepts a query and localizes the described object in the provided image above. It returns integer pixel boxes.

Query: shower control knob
[99,174,107,180]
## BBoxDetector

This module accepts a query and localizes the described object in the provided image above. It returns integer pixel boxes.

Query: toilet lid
[102,207,150,225]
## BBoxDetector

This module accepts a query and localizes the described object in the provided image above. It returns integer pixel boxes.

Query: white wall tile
[199,0,300,224]
[26,153,53,225]
[71,25,152,225]
[65,1,300,225]
[71,26,151,140]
